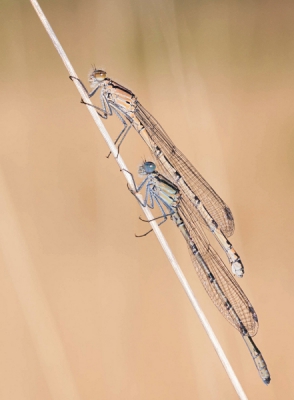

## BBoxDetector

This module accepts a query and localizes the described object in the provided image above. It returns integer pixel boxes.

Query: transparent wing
[178,198,258,336]
[189,245,258,336]
[135,102,235,237]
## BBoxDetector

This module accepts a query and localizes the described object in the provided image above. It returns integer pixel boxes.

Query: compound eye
[144,161,156,173]
[94,69,106,81]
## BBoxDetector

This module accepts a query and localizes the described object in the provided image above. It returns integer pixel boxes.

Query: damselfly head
[89,68,107,87]
[138,161,156,176]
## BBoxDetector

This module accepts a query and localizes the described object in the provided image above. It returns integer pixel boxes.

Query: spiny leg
[80,98,109,119]
[69,76,95,97]
[135,193,168,237]
[106,108,132,158]
[114,123,132,158]
[95,94,133,158]
[125,178,153,208]
[139,213,174,223]
[121,169,149,194]
[135,193,172,237]
[81,99,133,158]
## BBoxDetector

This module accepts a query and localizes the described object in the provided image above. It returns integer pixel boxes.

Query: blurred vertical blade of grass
[0,167,81,400]
[1,0,294,398]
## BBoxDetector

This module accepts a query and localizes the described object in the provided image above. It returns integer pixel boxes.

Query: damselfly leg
[123,167,175,237]
[71,75,135,157]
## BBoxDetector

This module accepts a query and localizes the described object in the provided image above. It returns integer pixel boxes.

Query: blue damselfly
[125,161,270,385]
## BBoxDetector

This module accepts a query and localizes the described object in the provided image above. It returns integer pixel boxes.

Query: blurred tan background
[0,0,293,398]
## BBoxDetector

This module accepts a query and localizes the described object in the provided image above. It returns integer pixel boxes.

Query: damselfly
[70,69,244,278]
[126,161,270,385]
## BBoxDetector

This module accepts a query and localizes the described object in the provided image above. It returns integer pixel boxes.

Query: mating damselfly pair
[71,69,270,385]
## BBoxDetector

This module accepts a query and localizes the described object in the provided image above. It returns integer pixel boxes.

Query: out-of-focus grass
[0,0,293,399]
